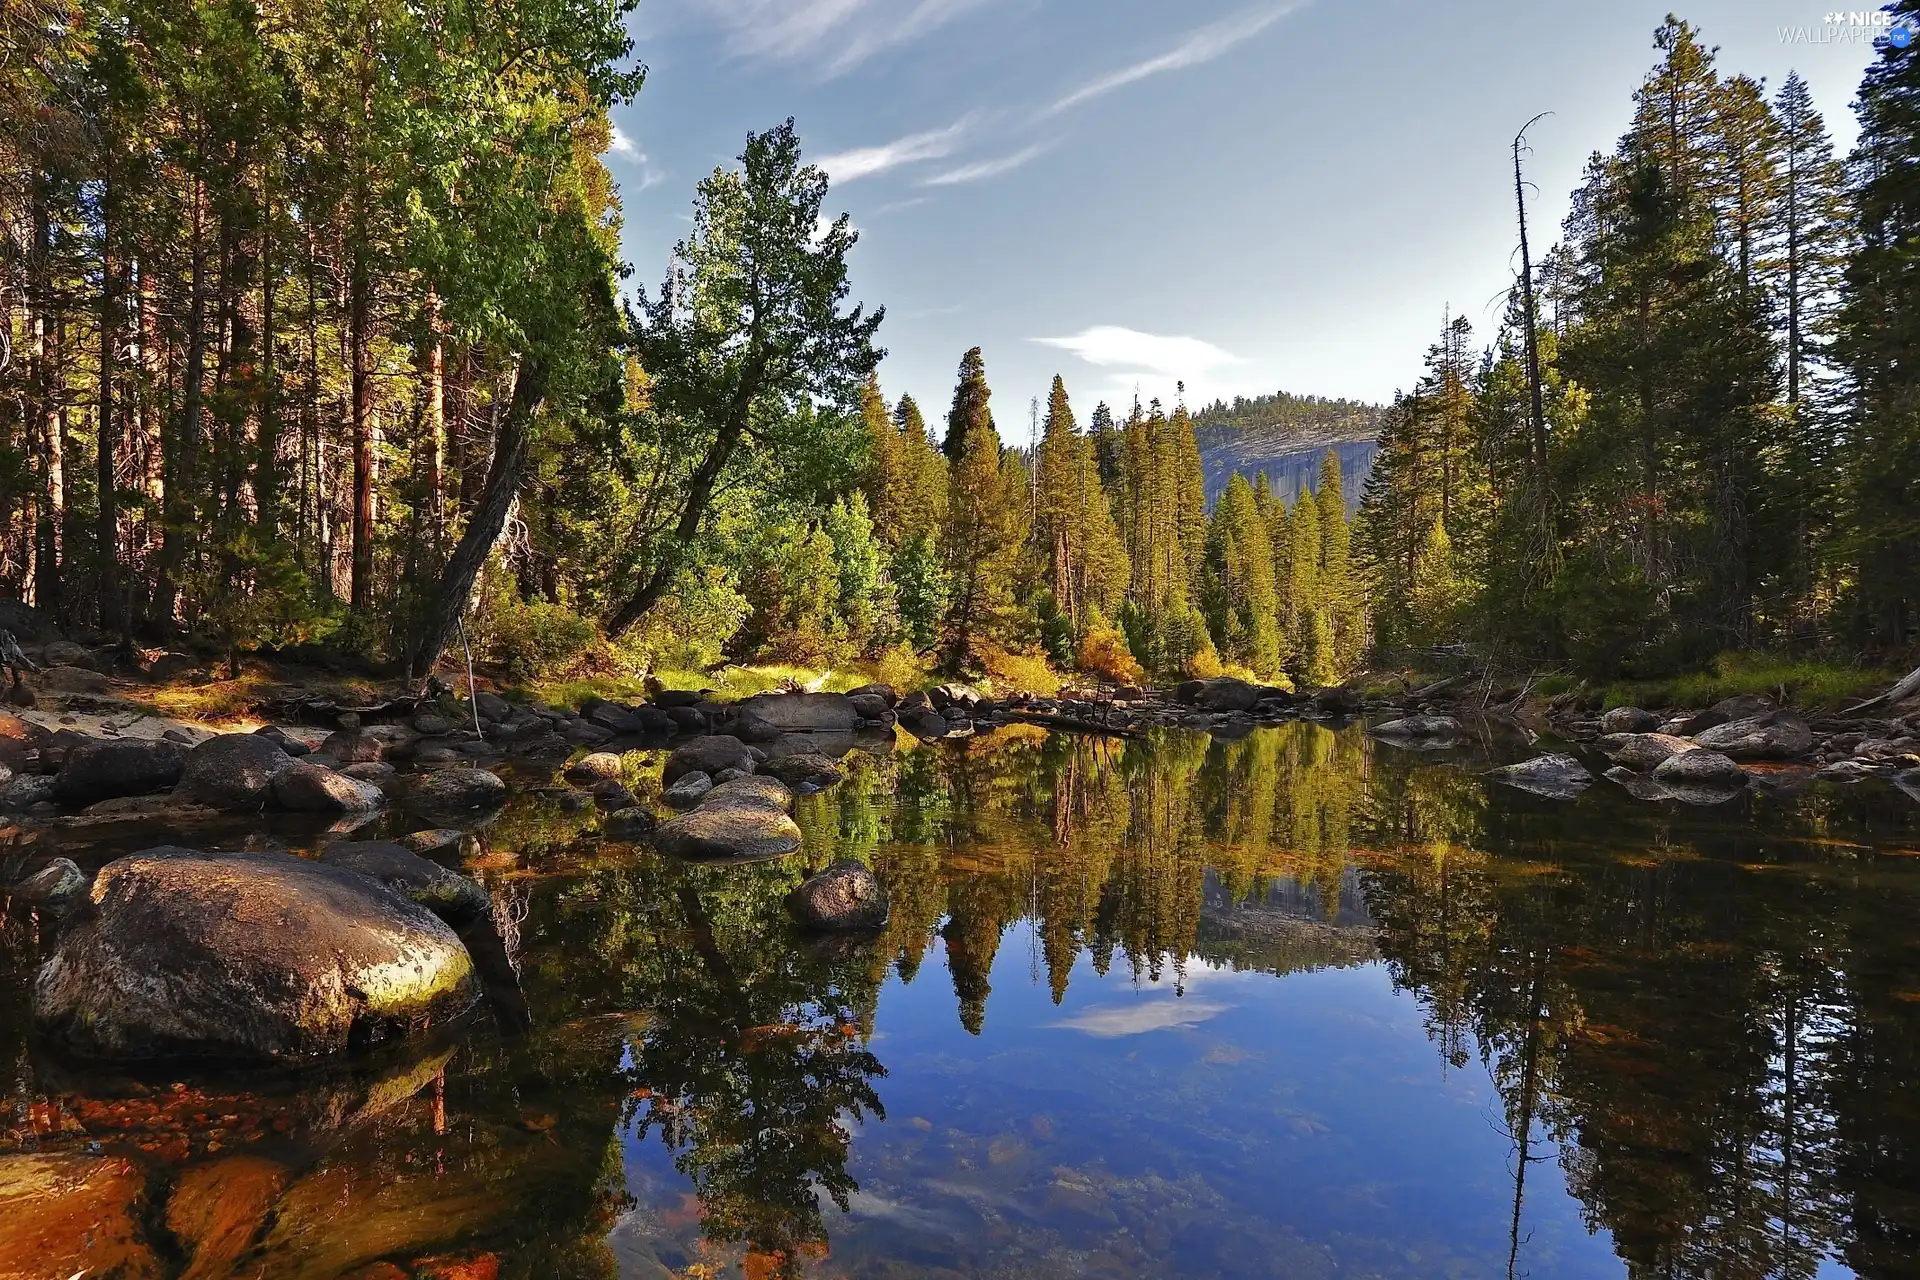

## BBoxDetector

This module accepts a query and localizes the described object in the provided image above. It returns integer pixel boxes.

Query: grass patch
[1600,653,1898,711]
[135,670,278,724]
[533,654,941,710]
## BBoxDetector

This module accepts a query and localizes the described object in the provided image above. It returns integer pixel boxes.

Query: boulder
[561,718,614,746]
[663,772,713,809]
[1895,769,1920,804]
[1654,749,1748,789]
[1667,693,1774,737]
[473,691,511,723]
[1313,686,1365,716]
[343,760,396,783]
[1600,706,1662,735]
[650,688,706,709]
[847,693,891,721]
[408,768,508,814]
[663,735,754,785]
[274,762,386,813]
[320,730,384,764]
[846,683,899,707]
[728,710,783,743]
[563,751,625,783]
[899,707,953,740]
[255,724,312,756]
[174,732,296,811]
[32,847,477,1062]
[588,778,635,808]
[1694,711,1815,760]
[736,692,860,733]
[898,690,932,713]
[42,639,96,670]
[786,860,889,932]
[1370,716,1465,747]
[1598,732,1697,772]
[761,751,844,790]
[1814,759,1875,783]
[602,807,659,841]
[931,683,981,711]
[53,738,187,806]
[1192,677,1264,713]
[701,774,792,813]
[1604,765,1674,802]
[2,772,56,812]
[582,699,649,735]
[665,705,711,734]
[653,806,803,861]
[144,651,202,683]
[9,857,87,915]
[399,829,465,858]
[412,711,455,736]
[1485,753,1593,799]
[38,664,112,694]
[714,766,753,784]
[318,840,491,926]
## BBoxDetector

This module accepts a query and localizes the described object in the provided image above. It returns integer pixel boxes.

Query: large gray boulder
[53,739,187,806]
[1600,706,1662,735]
[1485,753,1593,799]
[663,735,755,785]
[663,771,714,809]
[32,848,477,1062]
[653,806,802,861]
[407,767,507,814]
[272,762,385,813]
[1598,733,1697,772]
[701,774,793,813]
[1370,716,1465,747]
[786,860,889,932]
[1654,749,1748,789]
[1191,677,1264,713]
[1694,711,1814,760]
[735,692,860,733]
[317,840,490,926]
[173,733,296,811]
[563,751,625,783]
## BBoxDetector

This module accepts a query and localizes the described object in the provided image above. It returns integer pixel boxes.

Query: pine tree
[1316,451,1363,677]
[1200,473,1281,677]
[943,347,992,464]
[1285,489,1322,679]
[939,349,1024,669]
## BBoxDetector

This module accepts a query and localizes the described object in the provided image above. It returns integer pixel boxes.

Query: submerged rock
[1604,765,1674,802]
[1485,753,1593,799]
[653,806,802,861]
[603,807,659,841]
[760,751,844,790]
[53,737,187,806]
[787,860,889,932]
[32,847,477,1062]
[0,1152,161,1280]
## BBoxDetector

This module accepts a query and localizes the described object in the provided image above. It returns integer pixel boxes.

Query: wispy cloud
[1052,999,1230,1038]
[817,115,976,183]
[1036,326,1241,377]
[608,126,668,190]
[680,0,994,76]
[1047,3,1304,115]
[922,143,1049,187]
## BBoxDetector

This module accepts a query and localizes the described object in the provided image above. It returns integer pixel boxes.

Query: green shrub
[487,597,598,680]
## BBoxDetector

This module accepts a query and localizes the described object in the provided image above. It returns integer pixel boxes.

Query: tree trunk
[256,202,280,541]
[410,360,543,679]
[98,178,122,635]
[157,176,208,630]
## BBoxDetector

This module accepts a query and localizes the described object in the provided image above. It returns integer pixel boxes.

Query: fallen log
[1842,665,1920,715]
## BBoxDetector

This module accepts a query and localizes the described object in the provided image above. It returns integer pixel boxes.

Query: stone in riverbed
[32,847,477,1062]
[663,735,754,785]
[845,682,898,707]
[786,860,889,932]
[408,767,507,815]
[899,707,953,740]
[0,1152,161,1280]
[1484,753,1593,799]
[1598,732,1697,772]
[663,772,713,809]
[727,710,783,743]
[53,737,188,806]
[1653,748,1748,789]
[320,729,384,764]
[1370,715,1465,747]
[274,762,386,813]
[735,692,860,733]
[1693,711,1814,760]
[847,692,892,721]
[1600,706,1662,735]
[564,751,624,783]
[602,807,659,840]
[9,857,87,916]
[1604,764,1676,802]
[318,840,491,926]
[174,732,296,811]
[701,774,792,813]
[653,806,802,861]
[1191,677,1265,713]
[399,828,466,858]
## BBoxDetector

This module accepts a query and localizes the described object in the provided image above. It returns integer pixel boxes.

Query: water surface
[4,722,1918,1278]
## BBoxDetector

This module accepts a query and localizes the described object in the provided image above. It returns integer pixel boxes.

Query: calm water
[4,722,1920,1279]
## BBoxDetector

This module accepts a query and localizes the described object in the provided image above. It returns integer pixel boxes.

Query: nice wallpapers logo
[1779,10,1915,45]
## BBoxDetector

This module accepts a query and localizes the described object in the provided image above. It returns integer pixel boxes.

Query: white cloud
[607,125,668,190]
[1047,3,1305,115]
[1036,326,1241,377]
[610,126,639,157]
[679,0,993,76]
[921,143,1049,187]
[817,115,976,183]
[1051,999,1230,1038]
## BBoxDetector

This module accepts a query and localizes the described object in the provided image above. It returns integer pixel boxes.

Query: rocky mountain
[1191,391,1383,512]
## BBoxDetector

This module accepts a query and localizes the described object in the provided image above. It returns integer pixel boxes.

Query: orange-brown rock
[0,1151,161,1279]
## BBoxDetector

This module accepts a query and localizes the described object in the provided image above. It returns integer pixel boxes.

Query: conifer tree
[1285,489,1322,679]
[1316,451,1363,677]
[939,349,1024,669]
[1200,473,1281,677]
[942,347,991,463]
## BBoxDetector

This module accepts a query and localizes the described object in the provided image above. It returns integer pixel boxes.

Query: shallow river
[4,721,1920,1279]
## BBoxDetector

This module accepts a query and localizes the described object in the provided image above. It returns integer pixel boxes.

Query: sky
[606,0,1887,431]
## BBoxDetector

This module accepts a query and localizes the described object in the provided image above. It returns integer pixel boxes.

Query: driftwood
[1842,665,1920,715]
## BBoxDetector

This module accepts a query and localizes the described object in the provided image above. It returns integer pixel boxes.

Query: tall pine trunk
[97,177,122,635]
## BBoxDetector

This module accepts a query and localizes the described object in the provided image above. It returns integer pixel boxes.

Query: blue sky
[607,0,1884,430]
